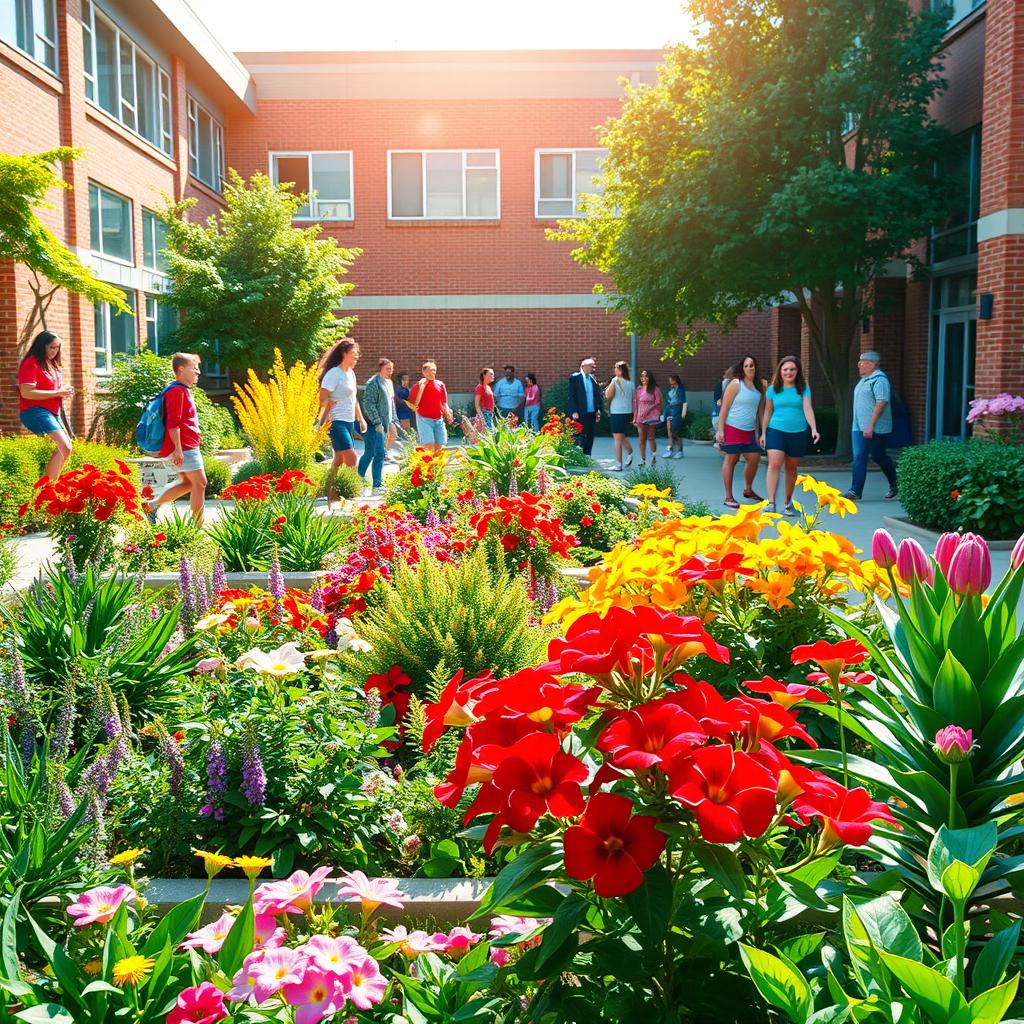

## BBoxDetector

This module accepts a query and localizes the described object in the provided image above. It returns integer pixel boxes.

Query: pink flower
[282,965,347,1024]
[346,955,388,1010]
[1012,533,1024,571]
[254,866,334,915]
[66,884,135,926]
[379,925,445,958]
[947,536,991,597]
[488,915,550,940]
[166,981,228,1024]
[896,538,933,585]
[227,950,266,1002]
[253,913,287,950]
[934,726,977,764]
[334,870,406,914]
[870,529,897,570]
[934,532,961,576]
[248,946,308,1003]
[298,934,367,976]
[439,925,484,956]
[181,912,235,954]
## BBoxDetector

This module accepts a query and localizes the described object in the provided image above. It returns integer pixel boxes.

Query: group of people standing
[473,365,542,430]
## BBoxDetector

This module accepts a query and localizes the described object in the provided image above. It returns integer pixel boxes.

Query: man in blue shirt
[493,365,525,418]
[841,351,899,502]
[567,357,602,455]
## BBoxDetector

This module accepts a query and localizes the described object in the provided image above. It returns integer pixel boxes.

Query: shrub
[681,411,713,440]
[351,545,550,700]
[203,453,231,497]
[625,462,680,496]
[0,435,49,532]
[0,539,15,590]
[123,507,218,575]
[899,439,1024,539]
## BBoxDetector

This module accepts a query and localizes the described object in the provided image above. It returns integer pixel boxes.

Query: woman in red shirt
[474,367,496,430]
[18,331,74,480]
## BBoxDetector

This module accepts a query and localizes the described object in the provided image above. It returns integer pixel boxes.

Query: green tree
[0,148,129,353]
[161,170,360,372]
[559,0,952,454]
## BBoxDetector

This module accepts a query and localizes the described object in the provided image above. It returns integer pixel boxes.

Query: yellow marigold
[112,955,155,987]
[232,855,273,880]
[193,849,233,878]
[109,848,147,867]
[746,572,796,610]
[629,483,673,500]
[83,959,103,976]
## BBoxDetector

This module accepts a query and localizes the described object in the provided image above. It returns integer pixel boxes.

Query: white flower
[334,617,373,654]
[235,641,306,677]
[304,648,339,663]
[194,612,231,631]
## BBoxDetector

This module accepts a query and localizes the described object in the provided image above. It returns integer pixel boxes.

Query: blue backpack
[135,381,186,454]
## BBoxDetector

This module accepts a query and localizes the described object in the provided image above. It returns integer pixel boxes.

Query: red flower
[950,490,961,500]
[471,667,601,732]
[597,694,706,772]
[728,695,816,751]
[16,504,28,517]
[564,792,667,897]
[141,485,155,500]
[675,553,753,588]
[580,516,594,528]
[670,745,777,844]
[591,503,601,515]
[422,669,497,752]
[791,639,869,685]
[173,731,185,743]
[742,676,829,710]
[793,782,896,850]
[152,532,167,545]
[500,533,520,552]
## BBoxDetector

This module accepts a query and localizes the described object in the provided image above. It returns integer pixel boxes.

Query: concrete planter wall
[216,448,252,469]
[882,515,1018,550]
[142,570,325,592]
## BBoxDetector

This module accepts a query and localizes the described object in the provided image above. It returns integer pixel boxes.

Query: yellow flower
[109,847,148,867]
[797,475,857,518]
[193,849,233,878]
[746,572,796,610]
[83,959,103,976]
[112,955,155,987]
[232,855,273,880]
[629,483,673,500]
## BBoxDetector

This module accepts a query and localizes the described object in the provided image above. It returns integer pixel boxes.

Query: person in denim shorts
[18,331,74,480]
[319,339,367,507]
[407,361,453,453]
[761,355,820,515]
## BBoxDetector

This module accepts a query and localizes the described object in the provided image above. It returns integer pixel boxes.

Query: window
[388,150,499,220]
[270,152,354,220]
[81,1,172,155]
[89,182,133,263]
[94,292,137,374]
[930,126,981,265]
[0,0,58,71]
[930,0,984,29]
[188,96,224,191]
[142,209,169,272]
[145,295,177,354]
[535,149,606,218]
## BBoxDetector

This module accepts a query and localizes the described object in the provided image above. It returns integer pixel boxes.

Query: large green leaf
[971,921,1020,995]
[927,824,996,895]
[878,952,968,1023]
[217,894,254,977]
[471,840,563,920]
[947,598,990,686]
[624,862,672,947]
[533,893,587,970]
[739,943,812,1023]
[954,975,1020,1024]
[932,650,981,733]
[692,841,747,901]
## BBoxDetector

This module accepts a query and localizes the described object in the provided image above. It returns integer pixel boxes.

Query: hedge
[897,439,1024,540]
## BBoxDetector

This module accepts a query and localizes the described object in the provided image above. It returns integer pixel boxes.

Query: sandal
[743,489,764,501]
[723,498,740,509]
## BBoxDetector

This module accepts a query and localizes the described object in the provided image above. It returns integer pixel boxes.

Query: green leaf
[959,975,1020,1024]
[972,921,1020,995]
[471,840,562,920]
[739,944,812,1023]
[933,650,981,732]
[142,891,206,957]
[2,886,23,980]
[80,980,122,996]
[217,895,254,977]
[807,1009,851,1024]
[927,824,996,899]
[624,862,673,948]
[693,841,747,900]
[940,861,980,905]
[14,1007,77,1023]
[776,933,826,966]
[878,952,968,1024]
[534,893,586,970]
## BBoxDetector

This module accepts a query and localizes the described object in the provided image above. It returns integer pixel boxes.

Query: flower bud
[1012,533,1024,571]
[934,533,961,577]
[947,536,991,597]
[896,538,933,586]
[933,725,976,764]
[871,529,898,569]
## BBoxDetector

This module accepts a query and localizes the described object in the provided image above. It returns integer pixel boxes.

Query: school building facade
[0,0,1018,441]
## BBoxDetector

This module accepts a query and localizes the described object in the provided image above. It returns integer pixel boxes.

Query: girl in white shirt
[604,360,635,471]
[319,339,367,507]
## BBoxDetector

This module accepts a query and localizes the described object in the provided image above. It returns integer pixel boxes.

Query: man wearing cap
[841,351,899,502]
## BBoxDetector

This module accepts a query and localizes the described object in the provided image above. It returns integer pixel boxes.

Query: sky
[186,0,695,53]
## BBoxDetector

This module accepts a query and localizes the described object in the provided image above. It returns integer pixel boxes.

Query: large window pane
[94,16,117,115]
[142,209,168,272]
[118,35,136,129]
[90,183,132,263]
[89,183,101,252]
[312,153,350,202]
[540,154,572,199]
[425,153,463,217]
[1,0,57,72]
[575,150,603,197]
[274,155,311,218]
[136,52,156,144]
[32,0,55,68]
[110,302,136,359]
[466,168,497,217]
[95,293,136,373]
[145,295,177,354]
[537,149,606,217]
[188,97,223,190]
[391,153,423,217]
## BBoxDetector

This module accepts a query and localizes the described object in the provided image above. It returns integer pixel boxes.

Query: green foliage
[352,545,550,700]
[624,462,679,496]
[123,507,218,575]
[0,541,14,591]
[898,439,1024,539]
[202,453,231,497]
[0,148,129,348]
[557,1,952,452]
[681,411,713,440]
[548,472,635,564]
[160,171,360,372]
[96,350,236,454]
[464,419,565,495]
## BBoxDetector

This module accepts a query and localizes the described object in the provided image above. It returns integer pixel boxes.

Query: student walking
[474,367,496,429]
[358,358,397,493]
[633,369,662,466]
[394,372,414,435]
[761,355,820,515]
[716,354,766,508]
[319,339,367,508]
[523,372,541,430]
[407,360,453,453]
[604,361,635,471]
[17,330,74,480]
[841,351,899,502]
[150,353,207,526]
[712,364,737,444]
[663,373,687,459]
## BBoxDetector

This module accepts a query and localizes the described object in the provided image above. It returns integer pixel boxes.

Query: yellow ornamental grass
[232,348,329,473]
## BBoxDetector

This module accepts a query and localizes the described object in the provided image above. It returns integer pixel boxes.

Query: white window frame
[187,95,225,191]
[534,148,607,220]
[144,294,178,355]
[387,149,500,221]
[1,0,58,73]
[141,208,169,273]
[94,293,137,376]
[269,151,355,221]
[81,0,173,157]
[89,181,134,265]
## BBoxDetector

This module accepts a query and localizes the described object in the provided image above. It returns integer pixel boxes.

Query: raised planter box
[216,447,251,469]
[145,876,493,925]
[141,570,325,592]
[882,515,1018,551]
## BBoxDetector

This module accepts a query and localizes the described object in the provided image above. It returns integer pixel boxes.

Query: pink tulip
[947,536,991,596]
[896,538,933,585]
[934,726,976,764]
[166,981,228,1024]
[66,884,135,927]
[871,529,898,569]
[1012,533,1024,571]
[282,965,347,1024]
[934,532,961,577]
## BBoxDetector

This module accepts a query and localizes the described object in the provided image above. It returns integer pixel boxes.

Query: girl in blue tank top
[761,355,820,516]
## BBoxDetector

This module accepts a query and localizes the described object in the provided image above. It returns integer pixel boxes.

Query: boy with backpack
[145,353,206,526]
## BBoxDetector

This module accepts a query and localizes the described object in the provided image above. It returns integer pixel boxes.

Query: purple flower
[324,625,339,650]
[425,507,440,530]
[202,738,227,821]
[537,468,548,496]
[57,778,76,818]
[63,535,78,584]
[309,579,325,613]
[52,684,76,759]
[159,728,184,798]
[269,548,285,621]
[194,575,211,616]
[489,480,498,500]
[508,474,518,497]
[211,557,227,599]
[179,556,193,603]
[241,734,266,807]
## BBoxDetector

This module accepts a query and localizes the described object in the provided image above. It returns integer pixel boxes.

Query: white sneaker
[624,454,634,468]
[673,451,684,459]
[662,448,672,458]
[611,463,622,472]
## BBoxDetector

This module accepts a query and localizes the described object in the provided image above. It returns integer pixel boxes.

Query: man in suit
[567,356,602,456]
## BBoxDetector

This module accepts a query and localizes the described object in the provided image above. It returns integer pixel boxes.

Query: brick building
[0,0,1018,440]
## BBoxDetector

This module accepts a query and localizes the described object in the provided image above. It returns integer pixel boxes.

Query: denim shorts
[167,448,204,473]
[765,427,808,459]
[329,419,357,452]
[19,407,62,435]
[609,412,632,434]
[416,415,447,446]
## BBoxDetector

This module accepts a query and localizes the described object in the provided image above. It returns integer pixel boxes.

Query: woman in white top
[319,338,367,507]
[604,360,635,471]
[715,354,766,509]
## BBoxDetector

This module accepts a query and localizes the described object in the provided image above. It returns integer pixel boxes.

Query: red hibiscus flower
[793,782,896,851]
[670,745,778,844]
[564,792,667,898]
[728,695,816,751]
[470,667,601,732]
[669,676,747,741]
[791,640,869,685]
[742,677,829,710]
[597,694,706,772]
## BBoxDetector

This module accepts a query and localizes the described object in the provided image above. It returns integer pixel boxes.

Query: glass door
[933,311,976,439]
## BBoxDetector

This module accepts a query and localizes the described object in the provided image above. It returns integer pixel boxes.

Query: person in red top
[474,367,496,430]
[18,331,74,480]
[149,353,206,526]
[407,360,453,453]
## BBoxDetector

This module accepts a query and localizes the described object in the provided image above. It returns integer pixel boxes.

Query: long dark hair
[319,339,359,382]
[614,360,630,381]
[526,372,538,387]
[770,355,807,395]
[24,330,61,371]
[639,369,657,393]
[733,354,765,394]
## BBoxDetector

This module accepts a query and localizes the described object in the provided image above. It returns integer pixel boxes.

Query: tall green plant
[464,419,565,495]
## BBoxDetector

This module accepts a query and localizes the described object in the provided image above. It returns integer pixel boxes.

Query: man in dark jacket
[567,357,602,456]
[359,358,397,492]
